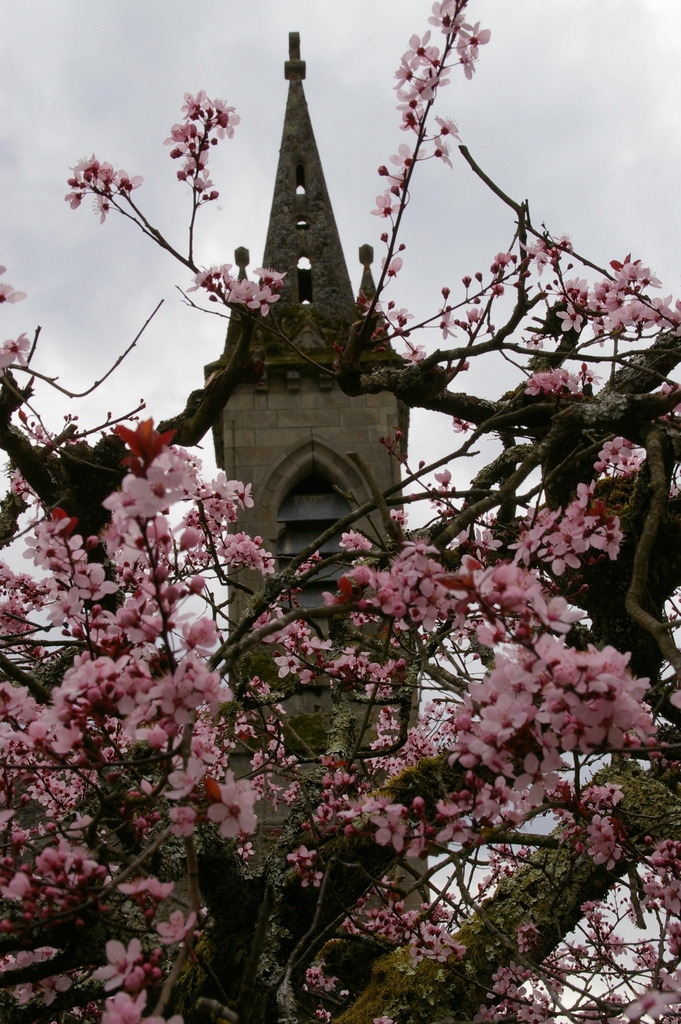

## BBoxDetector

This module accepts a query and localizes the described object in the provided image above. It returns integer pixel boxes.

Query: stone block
[365,391,397,408]
[266,391,306,410]
[254,427,307,449]
[230,388,255,410]
[276,408,339,428]
[239,411,278,429]
[233,429,256,447]
[339,407,379,426]
[300,391,328,410]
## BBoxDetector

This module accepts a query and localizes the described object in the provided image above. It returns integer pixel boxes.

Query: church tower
[212,34,408,617]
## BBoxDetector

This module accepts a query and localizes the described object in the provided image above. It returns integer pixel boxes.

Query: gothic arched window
[277,473,351,606]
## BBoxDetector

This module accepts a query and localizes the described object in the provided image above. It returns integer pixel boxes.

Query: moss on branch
[337,761,681,1024]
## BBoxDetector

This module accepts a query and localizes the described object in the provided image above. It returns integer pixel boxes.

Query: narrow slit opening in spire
[297,256,312,304]
[296,163,306,195]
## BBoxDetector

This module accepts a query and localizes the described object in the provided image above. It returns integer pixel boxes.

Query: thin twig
[276,860,335,1023]
[14,301,163,399]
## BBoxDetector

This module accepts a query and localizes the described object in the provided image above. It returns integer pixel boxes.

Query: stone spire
[261,32,355,324]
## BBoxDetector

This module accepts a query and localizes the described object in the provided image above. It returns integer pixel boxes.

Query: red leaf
[51,508,78,534]
[115,419,175,475]
[204,776,221,803]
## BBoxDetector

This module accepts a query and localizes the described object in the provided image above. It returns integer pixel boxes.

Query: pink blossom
[594,437,643,477]
[102,990,148,1024]
[169,806,197,837]
[189,265,284,317]
[402,341,427,363]
[626,989,678,1021]
[525,367,581,397]
[166,756,205,800]
[103,450,192,520]
[94,938,143,992]
[555,304,584,332]
[435,115,459,139]
[117,877,174,900]
[459,21,491,48]
[206,770,257,837]
[305,965,338,994]
[383,256,403,278]
[512,484,622,574]
[339,531,372,553]
[164,91,239,204]
[181,616,218,652]
[39,973,73,1005]
[0,264,26,304]
[0,333,30,369]
[156,909,197,946]
[371,192,399,218]
[451,417,470,433]
[585,813,626,870]
[287,845,324,887]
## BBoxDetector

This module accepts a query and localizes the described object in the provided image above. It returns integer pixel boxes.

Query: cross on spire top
[285,31,306,80]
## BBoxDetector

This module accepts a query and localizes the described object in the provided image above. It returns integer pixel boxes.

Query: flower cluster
[189,263,285,316]
[434,638,653,842]
[369,3,489,272]
[165,90,240,202]
[0,422,263,985]
[65,155,144,223]
[594,436,644,477]
[525,363,600,398]
[522,247,681,348]
[512,482,623,575]
[330,542,582,639]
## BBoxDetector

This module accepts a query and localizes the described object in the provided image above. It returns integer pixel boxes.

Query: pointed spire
[261,33,355,324]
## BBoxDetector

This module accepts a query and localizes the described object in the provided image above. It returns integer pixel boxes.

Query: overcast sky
[1,0,681,484]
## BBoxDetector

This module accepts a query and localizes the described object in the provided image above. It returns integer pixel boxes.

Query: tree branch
[625,425,681,677]
[159,313,256,446]
[338,761,681,1024]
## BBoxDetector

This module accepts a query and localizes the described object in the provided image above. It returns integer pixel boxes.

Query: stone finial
[358,244,376,300]
[359,244,374,269]
[285,31,306,80]
[235,247,250,281]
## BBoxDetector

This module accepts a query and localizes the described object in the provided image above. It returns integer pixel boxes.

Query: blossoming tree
[2,4,681,1024]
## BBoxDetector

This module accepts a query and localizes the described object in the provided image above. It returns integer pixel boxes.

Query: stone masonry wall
[219,362,403,621]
